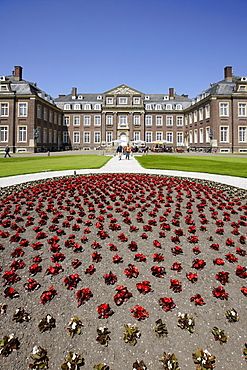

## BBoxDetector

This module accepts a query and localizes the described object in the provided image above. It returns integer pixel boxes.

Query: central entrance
[119,132,127,146]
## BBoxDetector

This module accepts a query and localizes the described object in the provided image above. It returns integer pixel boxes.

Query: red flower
[103,271,117,285]
[241,286,247,295]
[2,270,21,286]
[187,235,199,243]
[124,264,139,278]
[170,279,182,292]
[97,230,109,239]
[84,264,96,275]
[118,233,128,242]
[171,245,183,255]
[45,263,63,276]
[190,294,205,306]
[134,253,146,262]
[24,278,41,291]
[128,241,138,251]
[159,297,176,311]
[153,240,161,248]
[212,286,229,300]
[159,231,166,238]
[40,286,57,304]
[226,238,235,247]
[186,272,198,283]
[215,271,229,285]
[108,243,118,251]
[75,288,92,307]
[113,285,132,305]
[153,253,164,262]
[236,265,247,278]
[72,259,81,268]
[188,225,196,234]
[192,259,206,270]
[97,303,114,319]
[170,262,182,272]
[63,274,81,290]
[50,252,65,262]
[192,246,201,255]
[29,263,42,275]
[210,243,219,251]
[84,227,91,234]
[130,305,149,320]
[11,247,24,258]
[112,254,123,263]
[236,247,246,256]
[213,258,225,265]
[10,259,25,270]
[36,231,47,240]
[33,255,42,263]
[225,253,238,263]
[92,251,102,262]
[141,233,148,239]
[4,286,19,298]
[136,281,152,294]
[151,266,166,278]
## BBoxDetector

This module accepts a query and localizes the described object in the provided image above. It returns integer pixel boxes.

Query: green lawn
[0,155,110,177]
[136,155,247,178]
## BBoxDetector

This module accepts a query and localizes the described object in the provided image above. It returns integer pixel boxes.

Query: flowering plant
[177,312,195,333]
[123,324,141,346]
[29,345,49,369]
[225,308,239,322]
[96,327,111,347]
[130,305,149,320]
[75,288,92,307]
[211,326,227,344]
[159,352,180,369]
[113,285,132,306]
[38,314,56,332]
[159,297,176,311]
[97,303,114,319]
[40,286,57,304]
[0,334,20,357]
[61,351,84,370]
[154,318,168,337]
[67,316,83,338]
[12,307,31,323]
[132,360,147,370]
[192,348,216,369]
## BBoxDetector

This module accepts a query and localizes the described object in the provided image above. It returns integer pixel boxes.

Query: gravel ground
[0,173,246,370]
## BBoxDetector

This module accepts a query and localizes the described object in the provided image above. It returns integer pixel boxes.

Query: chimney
[169,87,174,100]
[224,66,232,82]
[14,66,23,81]
[71,87,77,99]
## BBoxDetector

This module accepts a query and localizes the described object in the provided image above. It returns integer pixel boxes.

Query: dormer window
[64,104,71,110]
[133,97,140,104]
[0,85,8,91]
[107,97,113,104]
[84,104,91,110]
[155,104,162,110]
[146,104,152,110]
[97,95,102,100]
[166,104,172,110]
[74,103,81,110]
[144,96,150,100]
[94,104,101,110]
[176,104,182,110]
[238,85,246,92]
[78,95,83,100]
[119,97,127,104]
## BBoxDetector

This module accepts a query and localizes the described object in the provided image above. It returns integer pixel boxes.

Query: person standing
[116,145,123,160]
[4,145,11,157]
[125,145,131,160]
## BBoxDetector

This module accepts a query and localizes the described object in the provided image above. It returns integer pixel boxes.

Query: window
[43,128,47,143]
[239,127,247,142]
[220,103,229,117]
[177,132,183,145]
[166,132,173,143]
[73,132,80,144]
[37,105,41,119]
[146,132,152,142]
[238,103,246,117]
[94,132,101,143]
[220,126,229,142]
[166,104,172,110]
[155,104,162,110]
[199,128,203,143]
[84,116,91,126]
[176,104,182,110]
[134,115,140,126]
[49,129,52,143]
[119,116,127,126]
[119,97,127,104]
[0,85,7,91]
[36,127,41,143]
[0,126,8,142]
[58,115,61,125]
[194,129,198,143]
[199,108,203,121]
[189,130,193,144]
[176,116,183,126]
[166,116,173,126]
[134,131,140,141]
[189,113,192,124]
[94,104,101,110]
[238,85,246,91]
[64,116,70,126]
[73,116,80,126]
[18,103,27,117]
[107,97,113,104]
[44,108,48,121]
[134,97,140,104]
[84,132,90,143]
[194,111,197,123]
[18,127,27,142]
[106,115,113,125]
[185,115,188,125]
[156,132,163,141]
[63,132,69,143]
[49,111,53,123]
[0,103,9,116]
[146,104,152,110]
[145,116,152,126]
[206,127,210,143]
[84,104,91,110]
[54,130,57,143]
[94,116,101,126]
[205,105,210,119]
[64,104,70,110]
[156,116,163,126]
[106,132,112,143]
[74,104,81,110]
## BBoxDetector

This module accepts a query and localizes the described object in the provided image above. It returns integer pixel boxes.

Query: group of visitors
[116,145,132,160]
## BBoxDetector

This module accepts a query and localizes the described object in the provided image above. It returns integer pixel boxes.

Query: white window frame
[107,97,113,104]
[199,108,203,121]
[94,104,101,110]
[166,116,173,126]
[106,131,112,143]
[37,105,41,119]
[63,132,69,143]
[0,126,8,142]
[18,102,28,117]
[176,104,182,110]
[49,129,52,143]
[0,103,9,117]
[73,116,80,126]
[74,103,81,110]
[54,130,57,144]
[145,116,152,126]
[63,116,70,126]
[44,108,48,121]
[146,132,152,142]
[166,132,173,143]
[43,128,47,143]
[84,116,91,126]
[64,104,71,110]
[205,104,210,119]
[119,97,127,104]
[106,115,113,125]
[146,104,152,110]
[84,132,90,143]
[239,126,247,142]
[134,115,140,126]
[134,131,140,141]
[133,97,140,104]
[94,116,101,126]
[176,116,183,126]
[220,126,229,142]
[73,131,80,144]
[94,132,101,143]
[49,110,53,123]
[155,104,162,110]
[194,110,198,123]
[119,115,127,126]
[156,116,163,126]
[189,130,193,144]
[177,132,183,145]
[156,132,163,141]
[219,102,229,117]
[166,104,172,110]
[18,126,27,142]
[194,129,198,143]
[199,128,204,143]
[84,104,91,110]
[238,103,247,117]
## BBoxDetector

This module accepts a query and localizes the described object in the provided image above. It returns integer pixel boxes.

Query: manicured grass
[0,155,110,177]
[136,155,247,178]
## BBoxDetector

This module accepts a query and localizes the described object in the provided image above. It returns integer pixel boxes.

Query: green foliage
[192,348,216,369]
[0,155,110,177]
[137,155,247,178]
[12,307,31,323]
[93,365,111,370]
[96,327,111,347]
[38,314,56,333]
[177,313,195,333]
[225,308,239,322]
[67,316,83,338]
[211,326,227,344]
[159,352,180,369]
[61,351,84,369]
[29,346,49,369]
[123,324,141,346]
[133,360,147,369]
[154,318,168,336]
[0,334,20,357]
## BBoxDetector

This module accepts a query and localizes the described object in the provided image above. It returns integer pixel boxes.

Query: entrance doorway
[119,133,127,146]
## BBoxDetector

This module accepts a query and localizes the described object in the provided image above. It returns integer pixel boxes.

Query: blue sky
[2,0,247,99]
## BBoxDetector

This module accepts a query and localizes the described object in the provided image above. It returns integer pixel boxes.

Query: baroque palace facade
[0,66,247,153]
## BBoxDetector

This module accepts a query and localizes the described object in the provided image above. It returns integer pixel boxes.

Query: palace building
[1,65,247,153]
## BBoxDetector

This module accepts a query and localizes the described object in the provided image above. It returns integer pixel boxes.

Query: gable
[104,84,143,95]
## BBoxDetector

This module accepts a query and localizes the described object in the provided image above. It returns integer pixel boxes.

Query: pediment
[104,84,143,95]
